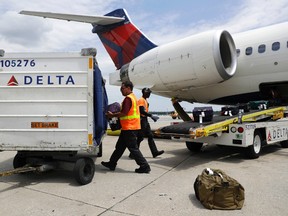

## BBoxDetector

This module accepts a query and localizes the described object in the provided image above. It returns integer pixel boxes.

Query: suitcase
[236,103,250,113]
[193,106,213,122]
[107,102,121,113]
[194,168,245,210]
[221,106,239,116]
[249,100,269,110]
[107,102,121,131]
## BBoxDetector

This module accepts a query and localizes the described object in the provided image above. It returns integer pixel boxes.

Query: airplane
[19,8,288,107]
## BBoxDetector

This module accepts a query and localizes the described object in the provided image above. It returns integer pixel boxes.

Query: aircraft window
[272,42,280,51]
[236,49,240,56]
[245,47,253,55]
[258,44,266,53]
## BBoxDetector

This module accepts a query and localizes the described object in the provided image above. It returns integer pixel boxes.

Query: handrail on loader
[189,106,286,139]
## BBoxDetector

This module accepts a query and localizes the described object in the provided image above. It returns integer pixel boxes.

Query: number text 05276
[0,59,36,67]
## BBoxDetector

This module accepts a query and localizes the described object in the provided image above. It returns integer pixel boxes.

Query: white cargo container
[0,48,108,184]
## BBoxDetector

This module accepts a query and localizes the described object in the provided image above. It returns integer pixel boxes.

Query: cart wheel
[245,131,263,159]
[280,140,288,148]
[73,157,95,185]
[186,141,203,152]
[13,153,27,168]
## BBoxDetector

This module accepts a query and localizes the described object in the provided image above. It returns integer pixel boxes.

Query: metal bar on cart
[0,166,39,177]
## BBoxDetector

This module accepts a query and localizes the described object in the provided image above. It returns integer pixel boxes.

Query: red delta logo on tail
[92,9,157,69]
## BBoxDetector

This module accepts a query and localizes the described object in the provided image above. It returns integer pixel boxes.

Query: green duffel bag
[194,168,245,210]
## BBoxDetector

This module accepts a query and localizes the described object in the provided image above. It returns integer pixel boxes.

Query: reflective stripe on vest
[120,93,140,130]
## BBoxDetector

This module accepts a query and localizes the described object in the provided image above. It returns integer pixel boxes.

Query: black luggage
[194,168,245,210]
[193,106,213,122]
[249,100,269,110]
[221,106,239,116]
[236,103,250,113]
[107,102,121,131]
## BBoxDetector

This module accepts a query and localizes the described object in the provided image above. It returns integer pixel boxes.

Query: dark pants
[110,130,149,167]
[137,117,159,156]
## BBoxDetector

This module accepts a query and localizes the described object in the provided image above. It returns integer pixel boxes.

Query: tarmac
[0,117,288,216]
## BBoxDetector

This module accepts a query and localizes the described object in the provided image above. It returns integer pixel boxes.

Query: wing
[19,11,125,25]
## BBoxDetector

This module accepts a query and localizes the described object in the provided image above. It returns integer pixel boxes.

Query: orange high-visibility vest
[138,97,148,117]
[120,93,141,130]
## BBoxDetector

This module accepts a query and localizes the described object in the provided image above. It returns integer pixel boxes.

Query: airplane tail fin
[20,8,156,69]
[92,9,157,69]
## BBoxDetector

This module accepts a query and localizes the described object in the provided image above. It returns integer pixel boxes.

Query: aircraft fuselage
[110,22,288,105]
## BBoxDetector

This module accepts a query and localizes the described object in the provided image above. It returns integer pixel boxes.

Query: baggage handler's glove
[151,115,159,122]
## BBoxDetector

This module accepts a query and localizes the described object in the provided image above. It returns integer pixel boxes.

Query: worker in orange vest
[102,81,151,173]
[129,88,164,158]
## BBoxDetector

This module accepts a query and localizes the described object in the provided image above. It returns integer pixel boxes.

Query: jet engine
[112,30,237,91]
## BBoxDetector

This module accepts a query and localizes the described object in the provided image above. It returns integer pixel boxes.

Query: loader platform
[155,106,286,139]
[159,115,233,134]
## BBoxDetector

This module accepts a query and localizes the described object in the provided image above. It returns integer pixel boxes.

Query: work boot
[135,165,151,174]
[153,150,164,158]
[101,161,116,171]
[148,139,164,158]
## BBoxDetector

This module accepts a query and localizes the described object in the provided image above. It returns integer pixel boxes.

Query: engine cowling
[112,30,237,91]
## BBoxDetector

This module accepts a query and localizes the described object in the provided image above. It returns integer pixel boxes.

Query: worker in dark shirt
[102,81,151,173]
[130,88,164,158]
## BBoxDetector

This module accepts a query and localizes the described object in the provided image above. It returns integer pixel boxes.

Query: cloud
[142,0,288,44]
[2,0,287,52]
[219,0,288,33]
[0,0,123,52]
[0,11,51,49]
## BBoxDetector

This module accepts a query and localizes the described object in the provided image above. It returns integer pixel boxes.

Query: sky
[1,0,288,111]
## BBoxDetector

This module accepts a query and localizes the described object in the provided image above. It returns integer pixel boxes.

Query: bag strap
[214,170,229,187]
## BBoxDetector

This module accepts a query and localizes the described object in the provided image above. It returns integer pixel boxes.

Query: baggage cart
[0,48,108,185]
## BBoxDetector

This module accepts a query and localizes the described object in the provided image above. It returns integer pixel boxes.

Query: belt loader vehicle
[156,106,288,159]
[0,48,108,185]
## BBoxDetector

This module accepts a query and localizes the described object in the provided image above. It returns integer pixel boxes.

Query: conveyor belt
[157,106,286,139]
[159,115,234,134]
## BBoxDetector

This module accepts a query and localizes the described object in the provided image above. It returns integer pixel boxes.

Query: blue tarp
[93,61,108,146]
